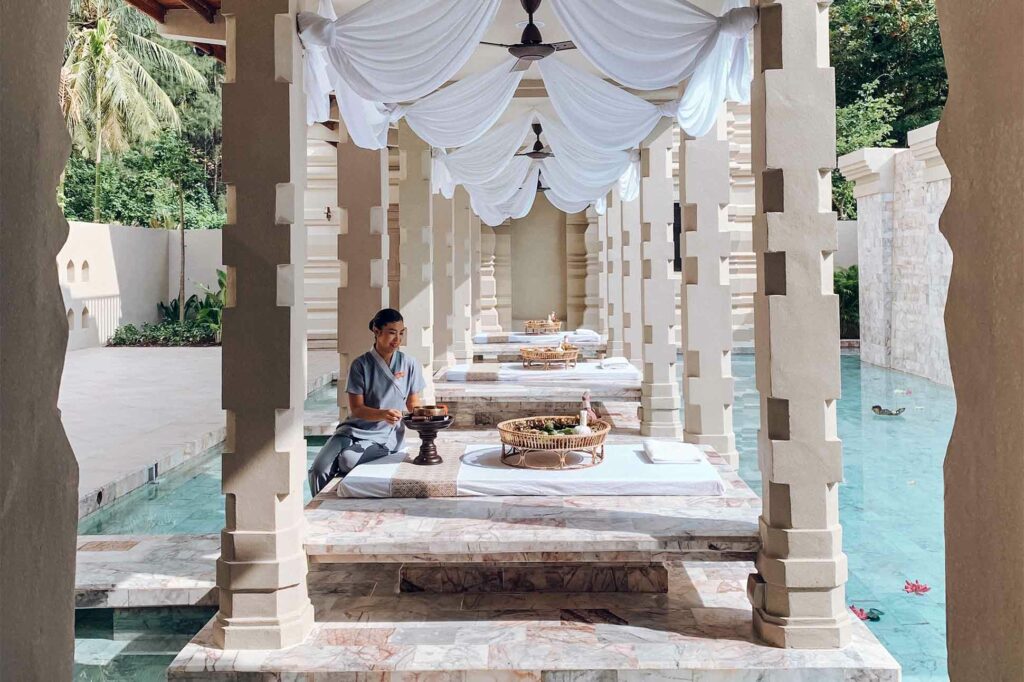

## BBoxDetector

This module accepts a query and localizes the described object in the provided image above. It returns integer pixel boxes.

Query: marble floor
[167,562,900,681]
[63,347,338,517]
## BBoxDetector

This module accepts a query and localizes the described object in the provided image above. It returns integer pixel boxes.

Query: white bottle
[574,409,593,435]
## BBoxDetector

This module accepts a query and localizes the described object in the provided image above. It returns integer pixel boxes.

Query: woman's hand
[381,408,403,425]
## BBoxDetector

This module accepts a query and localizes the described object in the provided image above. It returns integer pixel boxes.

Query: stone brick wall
[839,123,953,386]
[890,152,953,385]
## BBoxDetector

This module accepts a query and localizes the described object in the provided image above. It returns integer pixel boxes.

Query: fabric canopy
[298,0,501,102]
[548,0,752,90]
[453,111,632,226]
[539,55,677,151]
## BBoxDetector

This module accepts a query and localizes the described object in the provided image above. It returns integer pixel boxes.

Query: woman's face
[374,321,406,352]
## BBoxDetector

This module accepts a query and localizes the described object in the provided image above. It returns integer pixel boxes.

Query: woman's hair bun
[370,307,404,332]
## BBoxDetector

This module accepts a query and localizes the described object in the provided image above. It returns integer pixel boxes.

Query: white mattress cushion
[337,443,725,498]
[642,440,705,464]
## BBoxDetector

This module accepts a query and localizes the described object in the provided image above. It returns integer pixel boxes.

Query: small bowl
[411,404,448,418]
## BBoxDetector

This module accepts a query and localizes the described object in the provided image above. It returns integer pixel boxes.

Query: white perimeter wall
[58,222,222,349]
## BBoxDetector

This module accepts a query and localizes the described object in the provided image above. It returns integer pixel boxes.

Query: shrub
[834,265,860,340]
[108,321,218,347]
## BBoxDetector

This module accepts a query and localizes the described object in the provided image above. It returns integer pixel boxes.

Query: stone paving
[166,562,901,681]
[62,347,338,517]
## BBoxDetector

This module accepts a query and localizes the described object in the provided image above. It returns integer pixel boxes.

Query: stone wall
[839,123,952,385]
[59,222,222,349]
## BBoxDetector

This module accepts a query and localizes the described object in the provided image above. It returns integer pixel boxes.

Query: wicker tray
[524,320,563,334]
[497,415,610,470]
[519,345,579,369]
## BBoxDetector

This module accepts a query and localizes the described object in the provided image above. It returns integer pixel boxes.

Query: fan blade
[510,58,531,72]
[480,40,514,48]
[550,41,577,51]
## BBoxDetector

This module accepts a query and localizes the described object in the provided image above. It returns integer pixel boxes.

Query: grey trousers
[307,433,390,498]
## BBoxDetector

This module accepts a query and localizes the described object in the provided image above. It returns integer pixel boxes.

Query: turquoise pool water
[77,355,953,681]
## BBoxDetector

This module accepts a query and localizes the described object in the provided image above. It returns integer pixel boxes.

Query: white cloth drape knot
[657,100,681,118]
[628,149,641,162]
[718,6,758,38]
[297,11,336,48]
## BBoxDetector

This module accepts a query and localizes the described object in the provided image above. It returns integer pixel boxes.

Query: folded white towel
[600,356,633,369]
[642,440,705,464]
[574,328,601,338]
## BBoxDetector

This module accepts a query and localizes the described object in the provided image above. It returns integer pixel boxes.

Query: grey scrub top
[335,348,426,452]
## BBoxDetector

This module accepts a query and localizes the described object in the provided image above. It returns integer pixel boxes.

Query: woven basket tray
[524,320,563,334]
[520,346,580,362]
[497,415,610,451]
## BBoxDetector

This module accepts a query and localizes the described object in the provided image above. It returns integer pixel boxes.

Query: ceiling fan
[481,0,577,72]
[515,123,553,159]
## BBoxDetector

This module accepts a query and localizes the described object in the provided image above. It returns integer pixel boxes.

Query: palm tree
[61,0,206,222]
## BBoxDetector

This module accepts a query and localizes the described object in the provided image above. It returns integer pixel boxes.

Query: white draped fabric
[298,0,503,149]
[432,115,535,198]
[539,56,677,151]
[303,0,338,126]
[549,0,756,137]
[453,112,630,225]
[397,58,525,149]
[298,0,501,102]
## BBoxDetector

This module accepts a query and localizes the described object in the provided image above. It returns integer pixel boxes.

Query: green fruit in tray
[543,421,555,432]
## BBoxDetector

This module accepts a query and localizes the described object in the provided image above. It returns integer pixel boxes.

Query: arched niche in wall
[66,308,75,330]
[66,260,75,283]
[81,306,90,329]
[81,260,90,282]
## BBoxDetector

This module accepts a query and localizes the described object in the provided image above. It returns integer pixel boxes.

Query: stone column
[603,196,625,357]
[432,194,454,371]
[934,0,1024,676]
[217,0,313,649]
[387,147,402,310]
[470,210,483,332]
[0,0,78,677]
[583,207,608,334]
[746,0,849,649]
[565,210,588,329]
[494,226,513,332]
[304,137,341,349]
[680,108,738,468]
[337,141,389,420]
[728,102,757,349]
[478,223,501,332]
[620,196,644,366]
[398,124,435,401]
[638,127,683,437]
[451,188,475,361]
[837,148,897,368]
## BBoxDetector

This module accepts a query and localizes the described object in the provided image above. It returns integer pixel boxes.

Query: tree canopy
[61,1,224,229]
[830,0,947,218]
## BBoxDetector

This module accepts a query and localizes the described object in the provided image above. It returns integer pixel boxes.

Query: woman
[308,308,425,497]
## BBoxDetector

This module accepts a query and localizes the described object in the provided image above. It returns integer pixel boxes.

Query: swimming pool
[77,354,953,681]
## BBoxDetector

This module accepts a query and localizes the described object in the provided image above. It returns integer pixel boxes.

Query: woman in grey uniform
[308,308,425,497]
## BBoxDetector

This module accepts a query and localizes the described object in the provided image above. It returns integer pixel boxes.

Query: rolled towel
[642,440,705,464]
[600,356,633,369]
[574,328,601,338]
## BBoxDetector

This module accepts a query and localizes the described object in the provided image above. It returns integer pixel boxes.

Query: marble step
[167,562,901,681]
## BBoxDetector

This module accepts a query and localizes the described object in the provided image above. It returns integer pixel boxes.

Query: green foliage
[831,0,947,143]
[109,321,218,347]
[155,269,225,331]
[61,0,224,228]
[834,265,860,340]
[158,295,199,324]
[831,0,947,218]
[194,269,227,331]
[833,81,902,219]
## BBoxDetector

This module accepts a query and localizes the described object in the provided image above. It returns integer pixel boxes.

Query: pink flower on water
[904,580,931,595]
[849,605,869,621]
